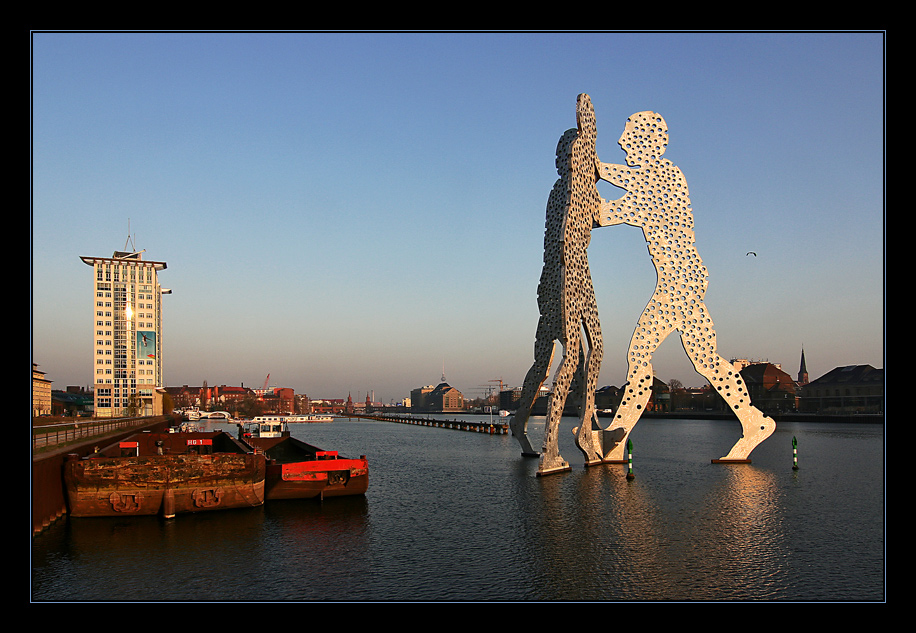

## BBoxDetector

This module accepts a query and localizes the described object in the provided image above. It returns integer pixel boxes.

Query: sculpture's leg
[510,334,555,457]
[574,303,605,464]
[602,309,668,461]
[602,366,653,462]
[706,361,775,462]
[681,326,775,462]
[538,341,576,476]
[715,408,776,462]
[575,407,605,464]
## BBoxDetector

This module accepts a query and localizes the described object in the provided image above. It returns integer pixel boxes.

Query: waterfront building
[739,362,798,413]
[80,249,170,418]
[798,364,884,414]
[32,363,52,417]
[594,385,621,411]
[258,387,295,415]
[310,398,347,414]
[51,387,94,417]
[730,357,783,372]
[500,387,523,412]
[165,384,258,413]
[410,385,436,411]
[429,382,464,412]
[411,382,465,412]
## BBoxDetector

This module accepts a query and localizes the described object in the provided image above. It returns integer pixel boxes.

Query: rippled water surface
[32,416,885,602]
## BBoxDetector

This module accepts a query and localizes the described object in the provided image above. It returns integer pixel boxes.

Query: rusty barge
[239,420,369,501]
[63,430,267,518]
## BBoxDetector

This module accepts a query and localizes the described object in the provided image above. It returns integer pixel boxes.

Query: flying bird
[746,251,757,257]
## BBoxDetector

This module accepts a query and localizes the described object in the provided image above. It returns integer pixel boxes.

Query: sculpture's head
[619,111,668,166]
[555,128,577,175]
[576,94,597,151]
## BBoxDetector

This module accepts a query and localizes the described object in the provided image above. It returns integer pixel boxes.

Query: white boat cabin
[242,416,291,438]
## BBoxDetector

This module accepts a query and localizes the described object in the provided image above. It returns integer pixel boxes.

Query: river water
[31,415,885,602]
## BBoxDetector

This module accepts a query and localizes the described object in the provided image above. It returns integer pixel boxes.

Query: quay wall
[32,416,172,536]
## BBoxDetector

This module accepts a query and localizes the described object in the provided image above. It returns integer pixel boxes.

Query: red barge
[63,430,266,518]
[239,420,369,501]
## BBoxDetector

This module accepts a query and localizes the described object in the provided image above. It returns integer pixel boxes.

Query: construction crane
[474,379,508,405]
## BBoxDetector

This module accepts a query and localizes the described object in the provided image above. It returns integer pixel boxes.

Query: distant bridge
[198,411,234,420]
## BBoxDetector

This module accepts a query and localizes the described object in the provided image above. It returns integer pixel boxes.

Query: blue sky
[31,31,885,404]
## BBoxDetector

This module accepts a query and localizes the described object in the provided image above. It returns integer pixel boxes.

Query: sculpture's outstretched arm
[596,159,632,187]
[594,159,634,228]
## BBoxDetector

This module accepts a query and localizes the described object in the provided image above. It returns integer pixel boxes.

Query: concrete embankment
[32,416,172,536]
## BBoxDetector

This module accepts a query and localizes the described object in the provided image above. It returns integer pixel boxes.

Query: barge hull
[63,432,267,518]
[64,453,266,517]
[266,458,369,500]
[244,435,369,501]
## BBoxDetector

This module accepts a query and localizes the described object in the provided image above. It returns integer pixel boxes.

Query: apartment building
[80,249,170,417]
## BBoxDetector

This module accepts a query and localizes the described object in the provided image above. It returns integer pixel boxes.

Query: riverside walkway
[345,413,509,435]
[32,417,163,451]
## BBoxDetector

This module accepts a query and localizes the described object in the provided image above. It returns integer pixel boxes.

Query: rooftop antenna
[124,219,137,252]
[441,360,446,383]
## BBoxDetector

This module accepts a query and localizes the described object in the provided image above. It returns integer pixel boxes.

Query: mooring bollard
[792,436,799,471]
[626,438,635,480]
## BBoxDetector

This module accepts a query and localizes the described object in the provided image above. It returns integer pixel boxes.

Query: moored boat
[63,431,266,518]
[239,420,368,501]
[180,407,202,421]
[252,414,334,424]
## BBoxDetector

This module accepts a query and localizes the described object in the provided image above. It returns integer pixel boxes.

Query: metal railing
[32,417,154,450]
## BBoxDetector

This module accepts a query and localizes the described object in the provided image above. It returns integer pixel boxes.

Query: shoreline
[366,410,884,424]
[623,411,884,424]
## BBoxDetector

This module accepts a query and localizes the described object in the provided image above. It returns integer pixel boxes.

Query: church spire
[798,348,809,385]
